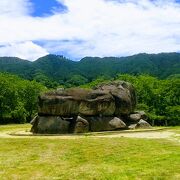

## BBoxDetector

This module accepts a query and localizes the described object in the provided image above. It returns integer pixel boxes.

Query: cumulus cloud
[0,0,180,61]
[0,0,32,17]
[0,41,48,61]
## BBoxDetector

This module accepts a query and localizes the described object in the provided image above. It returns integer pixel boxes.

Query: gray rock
[30,115,38,125]
[31,116,70,134]
[109,117,126,129]
[38,88,116,116]
[38,95,80,116]
[95,81,136,115]
[87,116,126,132]
[79,91,115,116]
[136,119,152,129]
[74,116,89,133]
[31,81,139,134]
[38,81,136,117]
[129,113,141,122]
[135,111,148,120]
[128,119,152,130]
[128,124,137,130]
[30,115,39,133]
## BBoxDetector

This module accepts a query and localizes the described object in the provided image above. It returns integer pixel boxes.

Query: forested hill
[0,52,180,85]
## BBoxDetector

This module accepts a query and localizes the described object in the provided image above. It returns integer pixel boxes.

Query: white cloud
[0,0,180,60]
[0,0,32,17]
[0,41,48,61]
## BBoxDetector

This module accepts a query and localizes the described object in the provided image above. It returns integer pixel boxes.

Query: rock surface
[135,111,148,120]
[128,124,137,130]
[74,116,89,133]
[129,113,141,122]
[31,81,152,134]
[85,116,127,132]
[109,117,127,129]
[95,81,136,115]
[136,119,152,129]
[31,116,70,134]
[79,91,115,116]
[38,81,136,116]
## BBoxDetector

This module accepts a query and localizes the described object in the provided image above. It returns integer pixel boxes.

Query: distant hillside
[0,53,180,85]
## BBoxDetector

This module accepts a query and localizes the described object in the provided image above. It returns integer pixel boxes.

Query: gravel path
[96,131,180,143]
[0,129,179,143]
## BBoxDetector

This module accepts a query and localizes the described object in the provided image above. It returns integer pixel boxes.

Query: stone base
[30,116,71,134]
[31,113,152,134]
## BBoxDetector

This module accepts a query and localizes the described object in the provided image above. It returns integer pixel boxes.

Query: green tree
[33,72,59,89]
[65,75,88,87]
[0,73,46,124]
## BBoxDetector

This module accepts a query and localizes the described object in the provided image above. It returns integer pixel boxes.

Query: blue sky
[30,0,67,17]
[0,0,180,61]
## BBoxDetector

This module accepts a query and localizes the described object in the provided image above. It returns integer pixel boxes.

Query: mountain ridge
[0,52,179,85]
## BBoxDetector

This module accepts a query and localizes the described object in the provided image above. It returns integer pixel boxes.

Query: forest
[0,72,179,126]
[0,53,180,89]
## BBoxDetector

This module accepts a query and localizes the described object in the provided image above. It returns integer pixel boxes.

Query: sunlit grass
[0,123,31,132]
[0,124,180,180]
[169,126,180,134]
[0,137,179,179]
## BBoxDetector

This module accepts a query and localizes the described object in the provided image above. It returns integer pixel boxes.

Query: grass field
[0,124,180,180]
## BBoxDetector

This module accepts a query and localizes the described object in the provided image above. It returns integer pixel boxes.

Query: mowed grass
[0,125,180,180]
[0,123,31,132]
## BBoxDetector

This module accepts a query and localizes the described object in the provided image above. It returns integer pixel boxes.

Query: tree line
[0,73,179,125]
[0,73,46,124]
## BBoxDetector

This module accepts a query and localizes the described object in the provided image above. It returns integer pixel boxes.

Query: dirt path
[96,131,180,143]
[0,129,179,143]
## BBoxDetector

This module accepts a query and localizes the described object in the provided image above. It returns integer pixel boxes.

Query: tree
[65,75,88,87]
[33,72,59,89]
[0,73,46,124]
[19,80,46,121]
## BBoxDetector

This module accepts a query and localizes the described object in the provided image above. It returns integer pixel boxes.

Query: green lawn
[0,124,180,180]
[0,123,31,132]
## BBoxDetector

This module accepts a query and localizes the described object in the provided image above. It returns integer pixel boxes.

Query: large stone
[135,111,148,120]
[38,88,115,116]
[38,95,80,116]
[128,119,152,130]
[38,81,136,117]
[38,88,90,116]
[95,81,136,115]
[74,116,89,133]
[31,81,139,134]
[136,119,152,129]
[87,116,126,132]
[129,113,141,122]
[79,91,115,116]
[109,117,127,129]
[31,116,70,134]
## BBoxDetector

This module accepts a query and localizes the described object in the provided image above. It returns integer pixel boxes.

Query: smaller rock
[74,116,89,133]
[129,113,141,122]
[136,119,152,129]
[128,124,137,130]
[135,111,148,120]
[31,116,70,134]
[88,116,126,132]
[30,115,39,133]
[30,115,38,125]
[109,117,126,129]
